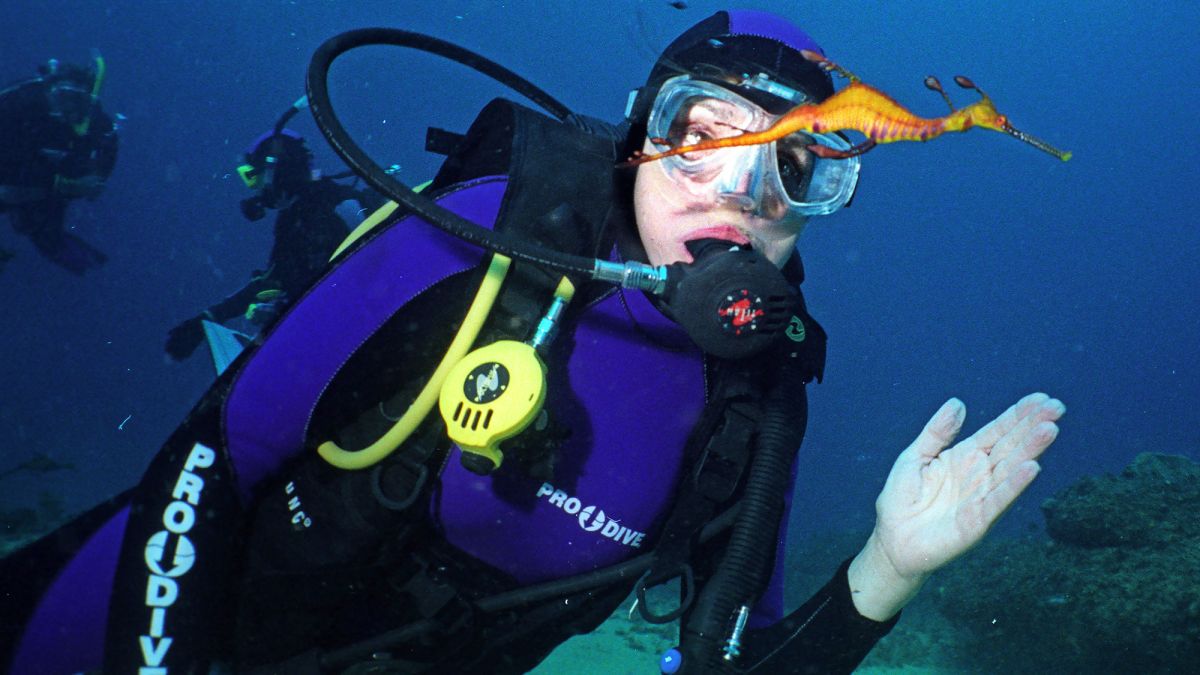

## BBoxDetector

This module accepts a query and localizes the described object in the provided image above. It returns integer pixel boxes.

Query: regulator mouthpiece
[663,240,797,360]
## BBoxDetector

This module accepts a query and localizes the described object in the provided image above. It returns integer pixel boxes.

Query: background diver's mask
[40,56,100,128]
[237,129,311,221]
[645,75,860,225]
[237,149,284,221]
[45,81,92,126]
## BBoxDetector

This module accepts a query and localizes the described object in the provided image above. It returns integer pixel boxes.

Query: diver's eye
[662,96,750,163]
[777,153,812,201]
[681,129,707,146]
[675,128,718,161]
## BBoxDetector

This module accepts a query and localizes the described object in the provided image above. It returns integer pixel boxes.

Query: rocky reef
[0,452,72,556]
[926,452,1200,673]
[7,452,1198,673]
[549,452,1200,674]
[0,492,64,558]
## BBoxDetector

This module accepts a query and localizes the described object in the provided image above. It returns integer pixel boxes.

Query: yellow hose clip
[317,253,510,470]
[438,276,575,474]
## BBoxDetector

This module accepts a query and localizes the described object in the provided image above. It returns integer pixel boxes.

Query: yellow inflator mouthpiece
[438,340,547,474]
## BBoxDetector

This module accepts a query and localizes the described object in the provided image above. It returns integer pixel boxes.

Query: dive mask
[236,161,263,190]
[46,82,91,125]
[237,143,287,220]
[237,152,277,191]
[646,75,860,220]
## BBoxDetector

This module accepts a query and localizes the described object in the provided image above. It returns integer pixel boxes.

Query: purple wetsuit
[4,178,891,675]
[7,176,793,674]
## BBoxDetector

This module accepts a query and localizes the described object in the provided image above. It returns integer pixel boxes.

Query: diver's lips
[683,226,751,247]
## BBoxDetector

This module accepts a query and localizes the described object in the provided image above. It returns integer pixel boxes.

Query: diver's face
[46,82,91,126]
[633,131,805,268]
[632,90,809,268]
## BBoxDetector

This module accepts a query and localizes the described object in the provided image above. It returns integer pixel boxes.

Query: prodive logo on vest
[139,442,215,672]
[536,482,646,548]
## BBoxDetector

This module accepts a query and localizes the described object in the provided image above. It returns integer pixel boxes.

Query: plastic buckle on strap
[635,564,695,625]
[404,561,477,639]
[371,461,429,512]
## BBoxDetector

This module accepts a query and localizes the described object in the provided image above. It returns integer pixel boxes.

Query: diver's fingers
[908,398,967,462]
[978,459,1041,526]
[970,393,1055,454]
[990,420,1060,488]
[988,397,1064,470]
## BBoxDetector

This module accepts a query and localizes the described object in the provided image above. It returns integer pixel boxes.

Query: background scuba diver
[164,102,384,362]
[1,11,1066,675]
[0,53,117,275]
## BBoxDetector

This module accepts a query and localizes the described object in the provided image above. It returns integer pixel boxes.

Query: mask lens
[48,84,89,120]
[777,156,809,201]
[237,163,261,189]
[662,95,758,165]
[789,132,860,215]
[647,76,860,218]
[774,134,815,202]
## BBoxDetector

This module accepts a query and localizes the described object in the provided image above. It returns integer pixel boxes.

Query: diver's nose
[716,168,757,212]
[716,192,756,212]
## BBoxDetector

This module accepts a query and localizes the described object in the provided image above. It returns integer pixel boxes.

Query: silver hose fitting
[722,605,751,661]
[592,260,670,295]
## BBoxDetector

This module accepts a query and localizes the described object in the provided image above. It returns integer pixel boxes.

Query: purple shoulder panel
[436,287,707,584]
[10,506,129,674]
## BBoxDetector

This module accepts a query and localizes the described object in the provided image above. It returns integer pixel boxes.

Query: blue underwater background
[1,0,1198,670]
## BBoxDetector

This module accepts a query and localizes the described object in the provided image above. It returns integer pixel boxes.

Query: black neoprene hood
[628,10,835,128]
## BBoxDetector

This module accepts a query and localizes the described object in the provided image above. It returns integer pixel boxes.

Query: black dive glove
[165,314,209,361]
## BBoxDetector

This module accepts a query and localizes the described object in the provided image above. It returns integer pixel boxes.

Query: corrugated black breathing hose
[675,372,808,674]
[305,28,603,280]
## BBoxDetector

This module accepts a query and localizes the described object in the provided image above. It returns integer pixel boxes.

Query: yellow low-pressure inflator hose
[317,253,511,469]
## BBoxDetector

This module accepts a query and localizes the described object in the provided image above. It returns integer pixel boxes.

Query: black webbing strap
[636,362,762,623]
[425,126,466,156]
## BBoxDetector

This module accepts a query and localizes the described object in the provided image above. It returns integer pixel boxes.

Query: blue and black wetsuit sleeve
[89,109,119,178]
[0,83,58,195]
[315,176,386,216]
[204,273,271,323]
[739,557,899,674]
[346,182,387,214]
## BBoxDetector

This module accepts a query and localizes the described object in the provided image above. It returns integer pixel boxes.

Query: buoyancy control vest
[3,92,827,674]
[227,99,717,669]
[229,97,828,673]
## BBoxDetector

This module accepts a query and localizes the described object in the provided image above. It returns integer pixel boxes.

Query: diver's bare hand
[848,393,1065,620]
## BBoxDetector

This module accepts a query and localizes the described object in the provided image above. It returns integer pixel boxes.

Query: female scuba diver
[0,10,1065,674]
